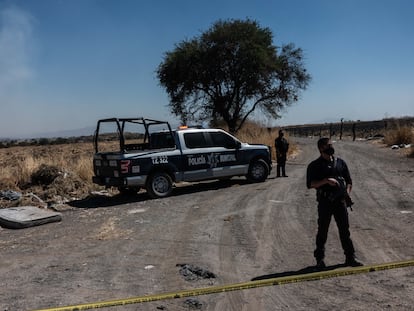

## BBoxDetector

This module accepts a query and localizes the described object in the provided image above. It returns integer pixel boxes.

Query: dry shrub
[18,155,38,179]
[31,164,60,185]
[235,120,295,160]
[409,146,414,158]
[237,121,274,143]
[0,174,18,190]
[74,157,94,182]
[0,143,96,199]
[1,154,38,188]
[383,126,413,146]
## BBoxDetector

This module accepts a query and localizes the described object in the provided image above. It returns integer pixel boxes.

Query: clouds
[0,5,34,94]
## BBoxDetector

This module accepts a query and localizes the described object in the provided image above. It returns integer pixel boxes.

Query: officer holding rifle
[307,137,363,269]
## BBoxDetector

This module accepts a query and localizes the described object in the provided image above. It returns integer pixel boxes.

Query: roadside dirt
[1,137,413,311]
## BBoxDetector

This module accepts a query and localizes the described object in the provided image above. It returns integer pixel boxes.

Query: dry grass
[0,142,97,198]
[235,121,296,160]
[383,125,414,158]
[383,125,414,146]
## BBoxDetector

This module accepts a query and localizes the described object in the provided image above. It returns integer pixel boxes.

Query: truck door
[206,131,245,177]
[181,131,211,181]
[181,131,244,181]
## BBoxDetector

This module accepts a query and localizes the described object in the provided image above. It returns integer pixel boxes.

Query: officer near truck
[275,129,289,177]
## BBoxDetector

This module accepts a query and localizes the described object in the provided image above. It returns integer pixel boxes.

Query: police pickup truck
[92,118,272,198]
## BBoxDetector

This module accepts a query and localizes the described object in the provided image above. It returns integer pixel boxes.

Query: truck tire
[146,172,173,198]
[247,159,269,182]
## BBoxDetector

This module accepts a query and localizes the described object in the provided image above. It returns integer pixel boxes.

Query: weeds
[409,146,414,158]
[383,124,414,158]
[0,143,96,200]
[383,126,413,146]
[229,120,294,160]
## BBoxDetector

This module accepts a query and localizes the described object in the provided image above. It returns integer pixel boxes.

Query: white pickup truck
[92,118,272,198]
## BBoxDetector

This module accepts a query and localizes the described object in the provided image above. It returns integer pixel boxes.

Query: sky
[0,0,413,138]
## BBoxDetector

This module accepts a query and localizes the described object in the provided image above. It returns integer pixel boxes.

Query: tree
[157,19,311,133]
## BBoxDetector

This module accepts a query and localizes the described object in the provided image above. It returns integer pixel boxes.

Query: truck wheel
[247,159,269,182]
[146,172,173,198]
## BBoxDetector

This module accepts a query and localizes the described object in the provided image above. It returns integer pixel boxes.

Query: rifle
[333,158,354,211]
[345,194,354,211]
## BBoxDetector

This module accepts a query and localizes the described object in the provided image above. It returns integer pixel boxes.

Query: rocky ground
[0,137,413,311]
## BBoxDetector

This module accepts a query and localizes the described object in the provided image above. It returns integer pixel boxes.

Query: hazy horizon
[2,115,413,141]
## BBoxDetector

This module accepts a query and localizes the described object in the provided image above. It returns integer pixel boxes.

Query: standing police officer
[275,130,289,177]
[306,137,363,268]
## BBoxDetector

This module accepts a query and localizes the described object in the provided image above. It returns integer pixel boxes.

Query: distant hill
[1,126,96,140]
[34,126,96,139]
[283,116,414,138]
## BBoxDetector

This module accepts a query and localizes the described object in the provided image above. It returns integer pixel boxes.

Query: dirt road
[1,137,413,311]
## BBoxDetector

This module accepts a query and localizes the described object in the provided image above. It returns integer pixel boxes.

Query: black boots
[316,259,326,269]
[345,257,363,267]
[315,257,363,269]
[276,166,287,177]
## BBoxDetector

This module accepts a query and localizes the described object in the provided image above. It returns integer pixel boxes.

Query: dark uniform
[275,131,289,177]
[307,155,357,266]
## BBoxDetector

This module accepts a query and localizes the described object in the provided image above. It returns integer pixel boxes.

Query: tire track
[337,140,414,264]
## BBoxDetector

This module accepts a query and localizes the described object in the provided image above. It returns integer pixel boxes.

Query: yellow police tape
[33,259,414,311]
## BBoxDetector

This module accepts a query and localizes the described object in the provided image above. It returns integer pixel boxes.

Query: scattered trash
[177,264,216,281]
[128,208,147,214]
[26,192,46,204]
[144,265,155,270]
[0,206,62,229]
[223,215,235,222]
[90,190,112,197]
[391,144,412,150]
[269,200,284,203]
[184,298,203,309]
[0,190,22,201]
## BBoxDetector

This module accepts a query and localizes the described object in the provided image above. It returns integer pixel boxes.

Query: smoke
[0,5,34,93]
